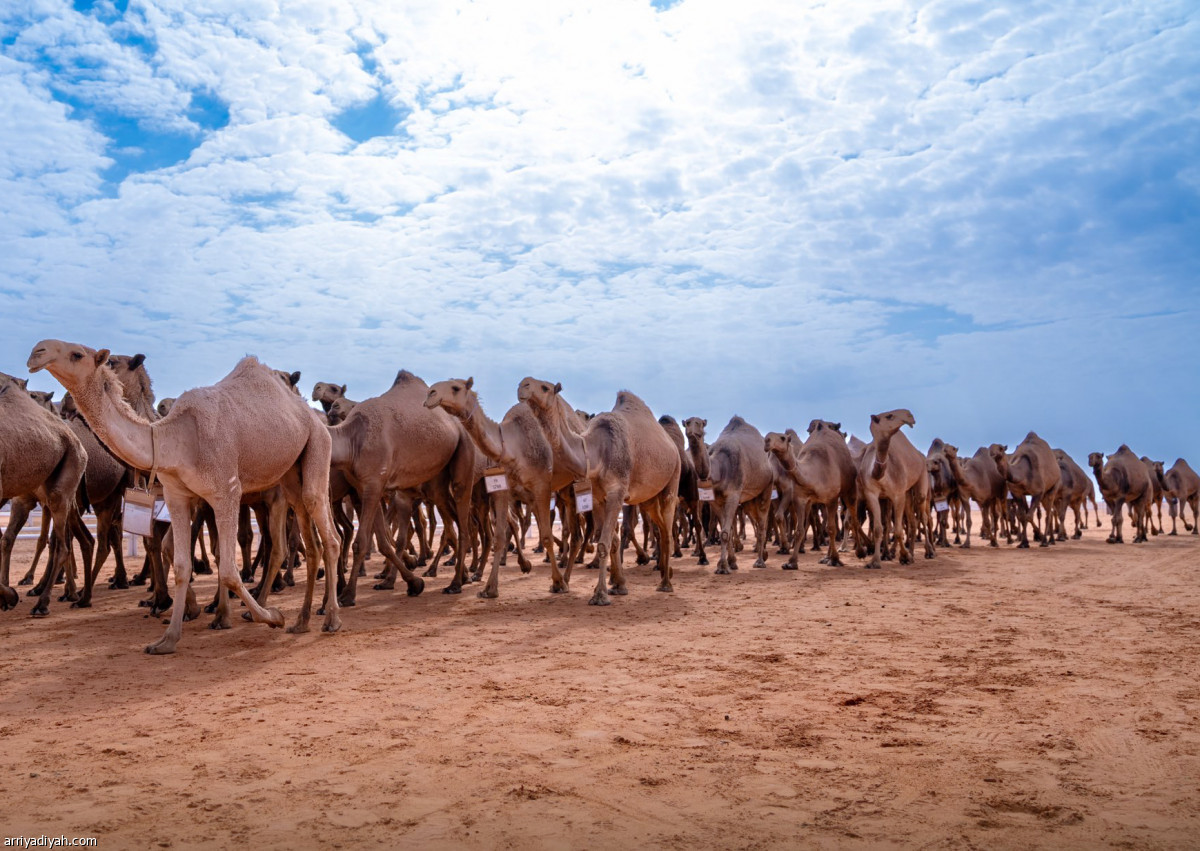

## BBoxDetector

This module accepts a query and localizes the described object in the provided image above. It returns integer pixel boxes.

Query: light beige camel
[520,384,679,605]
[1052,449,1097,540]
[1160,459,1200,535]
[943,445,1009,548]
[28,340,342,653]
[0,373,87,616]
[328,370,477,603]
[1140,457,1165,535]
[1088,446,1153,544]
[658,415,706,564]
[990,433,1061,548]
[425,377,563,598]
[683,417,773,573]
[856,409,933,568]
[765,419,857,568]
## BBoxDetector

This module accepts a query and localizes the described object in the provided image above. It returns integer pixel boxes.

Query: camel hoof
[864,563,881,570]
[782,563,799,571]
[70,599,92,609]
[1017,541,1030,549]
[265,607,285,628]
[656,583,673,593]
[210,617,233,630]
[16,577,32,587]
[407,578,425,597]
[714,566,731,575]
[1169,530,1177,536]
[477,588,498,600]
[925,550,936,560]
[520,564,532,574]
[753,559,767,569]
[144,640,176,655]
[108,579,129,590]
[422,567,438,578]
[442,584,462,595]
[192,560,213,575]
[129,575,147,587]
[321,614,342,633]
[588,594,611,607]
[0,587,18,611]
[698,556,709,566]
[550,583,568,594]
[337,596,356,608]
[373,577,397,590]
[287,622,310,635]
[30,602,50,618]
[609,585,628,596]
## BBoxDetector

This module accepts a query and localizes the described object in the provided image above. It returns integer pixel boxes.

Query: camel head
[27,389,55,412]
[807,419,842,436]
[425,377,475,416]
[157,397,175,418]
[942,444,959,461]
[516,376,561,411]
[868,409,914,442]
[1087,451,1104,469]
[312,382,347,412]
[682,417,707,444]
[272,370,302,394]
[328,396,357,425]
[763,431,794,464]
[28,339,112,387]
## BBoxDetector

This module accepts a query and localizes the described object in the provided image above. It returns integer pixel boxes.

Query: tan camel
[765,419,857,568]
[328,369,477,603]
[925,439,960,547]
[156,398,176,418]
[1052,449,1096,540]
[0,373,87,616]
[658,415,706,563]
[990,433,1061,548]
[1160,459,1200,535]
[425,377,564,598]
[516,377,590,570]
[28,340,343,653]
[683,417,773,573]
[520,383,679,605]
[1140,457,1165,535]
[326,396,357,425]
[312,381,347,412]
[942,445,1009,548]
[856,409,933,568]
[1088,446,1153,544]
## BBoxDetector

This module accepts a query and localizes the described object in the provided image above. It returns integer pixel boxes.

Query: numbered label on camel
[934,500,949,513]
[484,466,509,493]
[574,480,593,513]
[698,480,715,502]
[124,488,156,537]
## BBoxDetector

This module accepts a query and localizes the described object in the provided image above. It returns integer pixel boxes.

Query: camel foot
[442,583,462,595]
[336,596,356,608]
[782,562,799,571]
[1073,531,1082,540]
[407,577,425,597]
[16,576,32,587]
[30,601,50,617]
[129,574,147,586]
[588,592,611,607]
[144,636,177,655]
[287,621,310,635]
[1017,541,1030,549]
[1169,530,1177,536]
[422,566,438,578]
[108,577,129,590]
[322,612,342,633]
[550,582,568,594]
[469,571,484,584]
[58,590,80,603]
[924,550,935,560]
[26,586,41,597]
[609,585,628,596]
[70,598,92,609]
[698,555,709,566]
[0,586,18,611]
[477,587,498,600]
[192,559,213,575]
[520,563,532,574]
[776,547,789,555]
[264,607,285,628]
[1039,540,1051,548]
[865,562,881,570]
[753,559,767,569]
[714,566,731,575]
[373,579,396,591]
[828,557,844,568]
[656,581,673,593]
[210,615,233,630]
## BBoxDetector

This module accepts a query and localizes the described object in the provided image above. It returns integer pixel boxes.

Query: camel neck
[67,369,157,473]
[535,402,587,478]
[871,432,893,479]
[461,395,508,463]
[688,437,710,480]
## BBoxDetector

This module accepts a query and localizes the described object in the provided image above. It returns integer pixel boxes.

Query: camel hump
[613,390,651,416]
[658,414,677,427]
[929,438,944,452]
[392,369,424,388]
[727,415,748,429]
[1117,443,1132,453]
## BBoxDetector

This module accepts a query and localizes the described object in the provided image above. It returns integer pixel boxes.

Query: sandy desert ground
[1,512,1199,850]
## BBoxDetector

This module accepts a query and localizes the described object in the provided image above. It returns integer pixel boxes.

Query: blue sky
[2,0,1197,468]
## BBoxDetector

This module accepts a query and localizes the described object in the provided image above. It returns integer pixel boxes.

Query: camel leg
[479,491,512,599]
[64,508,95,605]
[588,492,620,606]
[785,499,809,570]
[644,490,677,592]
[365,494,425,596]
[824,498,843,567]
[248,493,290,615]
[751,492,770,568]
[291,448,342,634]
[207,498,284,630]
[2,497,33,589]
[714,493,740,575]
[865,493,884,569]
[531,489,566,594]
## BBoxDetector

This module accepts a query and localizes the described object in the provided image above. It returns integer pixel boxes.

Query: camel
[658,415,705,563]
[28,340,343,653]
[942,445,1008,548]
[312,382,347,413]
[1140,457,1165,535]
[425,377,564,598]
[855,409,933,569]
[990,433,1061,548]
[327,396,358,425]
[519,383,679,605]
[683,417,773,573]
[926,439,960,547]
[1052,449,1098,540]
[156,398,176,418]
[765,419,857,568]
[328,369,477,604]
[0,373,86,616]
[1160,459,1200,535]
[27,390,55,412]
[1088,446,1154,544]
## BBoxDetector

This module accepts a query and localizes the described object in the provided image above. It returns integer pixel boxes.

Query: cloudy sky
[2,0,1197,465]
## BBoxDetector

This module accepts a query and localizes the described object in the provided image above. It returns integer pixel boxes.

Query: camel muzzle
[26,347,48,372]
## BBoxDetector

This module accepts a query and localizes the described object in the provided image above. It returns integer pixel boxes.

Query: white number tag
[154,499,171,522]
[771,489,779,500]
[934,500,949,512]
[698,479,715,502]
[124,493,154,537]
[574,480,593,513]
[484,466,509,493]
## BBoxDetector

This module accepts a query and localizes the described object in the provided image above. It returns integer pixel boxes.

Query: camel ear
[339,384,346,395]
[554,382,562,393]
[94,349,110,367]
[871,414,879,424]
[289,371,301,387]
[13,377,27,390]
[466,377,474,391]
[46,390,54,401]
[833,422,841,432]
[129,353,146,370]
[701,419,707,427]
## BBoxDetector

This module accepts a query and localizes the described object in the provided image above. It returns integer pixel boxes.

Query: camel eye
[71,352,83,362]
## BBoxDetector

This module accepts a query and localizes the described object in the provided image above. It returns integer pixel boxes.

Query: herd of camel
[1,338,1197,655]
